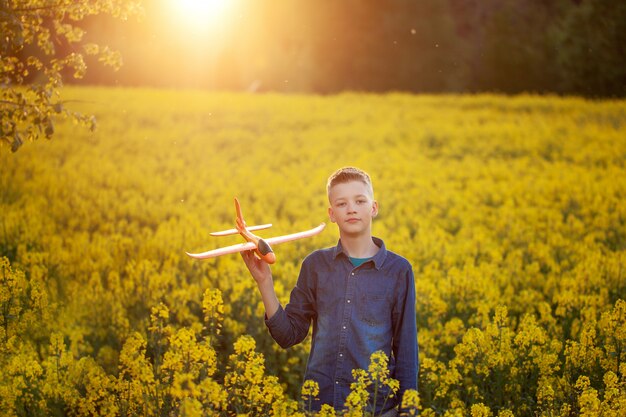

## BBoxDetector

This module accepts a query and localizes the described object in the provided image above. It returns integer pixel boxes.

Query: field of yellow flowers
[1,87,626,416]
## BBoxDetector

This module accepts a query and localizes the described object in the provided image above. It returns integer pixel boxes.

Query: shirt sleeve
[392,263,419,409]
[265,256,317,349]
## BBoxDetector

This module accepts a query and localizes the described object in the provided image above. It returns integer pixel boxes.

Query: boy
[241,167,418,416]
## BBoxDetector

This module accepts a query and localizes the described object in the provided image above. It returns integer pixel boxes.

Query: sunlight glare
[169,0,233,35]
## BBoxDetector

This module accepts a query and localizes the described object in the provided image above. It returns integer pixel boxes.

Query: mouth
[346,218,360,223]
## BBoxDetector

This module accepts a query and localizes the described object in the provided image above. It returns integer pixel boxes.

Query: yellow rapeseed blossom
[400,389,420,416]
[318,403,337,417]
[599,372,625,416]
[368,350,391,386]
[471,403,493,417]
[302,379,320,413]
[344,351,401,416]
[203,287,224,338]
[1,89,626,416]
[198,377,228,411]
[345,368,370,416]
[272,396,306,417]
[178,398,203,417]
[599,300,626,374]
[224,335,293,416]
[576,376,601,415]
[117,332,155,415]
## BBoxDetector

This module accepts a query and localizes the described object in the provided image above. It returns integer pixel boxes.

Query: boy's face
[327,180,378,237]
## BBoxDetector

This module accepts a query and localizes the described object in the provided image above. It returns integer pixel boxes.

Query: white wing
[264,223,326,246]
[186,223,326,260]
[186,241,257,259]
[210,224,273,236]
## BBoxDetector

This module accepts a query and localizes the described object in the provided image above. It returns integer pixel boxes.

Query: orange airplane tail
[234,197,246,231]
[209,198,271,236]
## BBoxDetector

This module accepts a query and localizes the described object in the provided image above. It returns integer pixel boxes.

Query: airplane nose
[257,238,273,255]
[256,238,276,264]
[262,252,277,264]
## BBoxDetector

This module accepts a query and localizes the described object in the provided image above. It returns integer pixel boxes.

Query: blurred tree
[481,0,565,94]
[0,0,142,152]
[552,0,626,97]
[307,0,461,93]
[448,0,567,94]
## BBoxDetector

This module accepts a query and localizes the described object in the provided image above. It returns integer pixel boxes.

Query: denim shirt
[265,237,418,414]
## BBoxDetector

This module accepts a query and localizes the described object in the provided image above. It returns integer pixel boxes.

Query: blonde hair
[326,166,374,198]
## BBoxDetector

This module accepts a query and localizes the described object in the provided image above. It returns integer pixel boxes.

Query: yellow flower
[575,375,601,415]
[400,389,420,416]
[470,403,493,417]
[302,379,320,412]
[318,404,337,417]
[203,287,224,338]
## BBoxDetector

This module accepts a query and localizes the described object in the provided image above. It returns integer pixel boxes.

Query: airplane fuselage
[235,201,277,264]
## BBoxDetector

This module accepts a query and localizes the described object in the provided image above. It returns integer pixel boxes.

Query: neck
[340,233,379,258]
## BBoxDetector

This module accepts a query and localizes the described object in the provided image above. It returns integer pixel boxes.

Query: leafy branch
[0,0,142,152]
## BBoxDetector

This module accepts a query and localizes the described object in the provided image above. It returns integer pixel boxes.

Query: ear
[371,200,379,218]
[328,206,337,223]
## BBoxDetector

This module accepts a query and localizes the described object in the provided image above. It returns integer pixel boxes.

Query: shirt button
[336,381,339,384]
[342,326,346,329]
[347,299,351,303]
[339,353,343,357]
[351,272,355,276]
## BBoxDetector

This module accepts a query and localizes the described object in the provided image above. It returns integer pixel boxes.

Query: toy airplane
[186,198,325,264]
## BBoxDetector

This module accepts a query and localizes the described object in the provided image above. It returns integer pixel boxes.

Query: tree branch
[9,2,69,13]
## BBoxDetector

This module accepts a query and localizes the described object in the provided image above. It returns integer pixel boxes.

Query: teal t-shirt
[349,256,372,267]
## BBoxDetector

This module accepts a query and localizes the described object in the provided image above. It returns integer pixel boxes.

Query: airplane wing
[210,224,273,236]
[186,223,326,260]
[264,223,326,246]
[186,241,257,259]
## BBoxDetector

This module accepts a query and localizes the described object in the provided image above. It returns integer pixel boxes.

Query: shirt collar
[333,237,387,270]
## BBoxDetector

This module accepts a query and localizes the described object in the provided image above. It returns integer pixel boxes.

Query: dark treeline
[74,0,625,97]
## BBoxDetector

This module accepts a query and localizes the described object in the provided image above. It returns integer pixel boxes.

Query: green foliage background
[1,88,626,416]
[74,0,626,97]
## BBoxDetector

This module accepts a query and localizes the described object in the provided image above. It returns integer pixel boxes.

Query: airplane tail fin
[209,198,272,236]
[234,197,246,230]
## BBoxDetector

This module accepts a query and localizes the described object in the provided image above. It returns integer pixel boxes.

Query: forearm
[246,252,315,349]
[256,276,280,319]
[240,250,281,319]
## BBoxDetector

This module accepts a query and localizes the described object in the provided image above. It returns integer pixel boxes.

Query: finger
[240,250,252,265]
[241,250,259,267]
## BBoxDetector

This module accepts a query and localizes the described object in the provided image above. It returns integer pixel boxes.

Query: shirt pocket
[357,287,390,328]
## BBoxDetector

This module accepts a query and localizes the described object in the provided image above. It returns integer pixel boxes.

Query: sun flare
[168,0,233,34]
